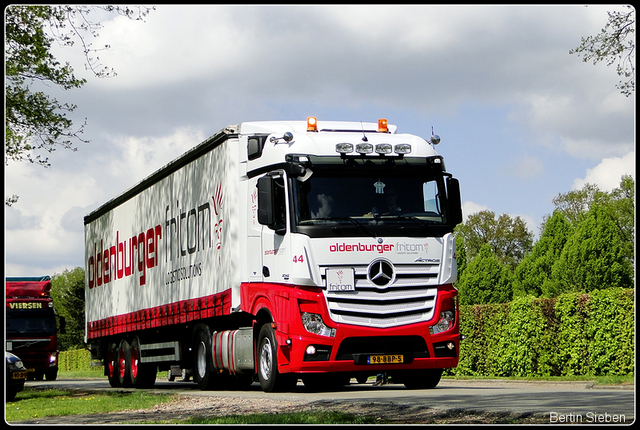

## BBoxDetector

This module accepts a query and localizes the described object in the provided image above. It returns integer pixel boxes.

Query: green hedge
[58,348,95,372]
[450,288,634,377]
[59,289,633,377]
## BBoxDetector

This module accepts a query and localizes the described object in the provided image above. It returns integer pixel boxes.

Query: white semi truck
[84,117,463,391]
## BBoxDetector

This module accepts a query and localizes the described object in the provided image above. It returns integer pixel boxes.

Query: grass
[6,387,379,424]
[5,388,173,422]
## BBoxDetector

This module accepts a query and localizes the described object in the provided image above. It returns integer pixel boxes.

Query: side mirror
[257,175,286,234]
[446,177,463,227]
[257,176,275,226]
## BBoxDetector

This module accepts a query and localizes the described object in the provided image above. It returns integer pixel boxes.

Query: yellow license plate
[12,371,28,380]
[367,354,403,364]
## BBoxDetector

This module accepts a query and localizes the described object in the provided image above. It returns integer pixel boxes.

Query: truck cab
[6,276,65,381]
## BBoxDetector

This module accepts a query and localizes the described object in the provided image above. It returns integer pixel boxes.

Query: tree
[570,5,635,96]
[5,5,153,206]
[513,211,573,298]
[455,210,533,271]
[552,175,635,268]
[51,267,86,351]
[456,243,513,305]
[551,182,602,227]
[551,204,634,295]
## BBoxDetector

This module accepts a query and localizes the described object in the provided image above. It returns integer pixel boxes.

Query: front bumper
[275,321,459,374]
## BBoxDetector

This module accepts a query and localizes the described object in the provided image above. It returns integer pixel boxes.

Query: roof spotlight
[375,144,392,154]
[356,143,373,154]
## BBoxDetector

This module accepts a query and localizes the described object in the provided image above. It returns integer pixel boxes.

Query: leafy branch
[570,6,635,96]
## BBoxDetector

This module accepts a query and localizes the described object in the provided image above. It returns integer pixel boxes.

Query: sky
[4,4,635,277]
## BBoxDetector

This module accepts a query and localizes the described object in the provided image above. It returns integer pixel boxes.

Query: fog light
[306,345,317,355]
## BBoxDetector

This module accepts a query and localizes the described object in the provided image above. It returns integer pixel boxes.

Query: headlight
[430,310,455,335]
[8,360,24,371]
[301,312,336,337]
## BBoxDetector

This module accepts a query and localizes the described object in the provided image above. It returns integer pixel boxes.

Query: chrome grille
[322,263,439,328]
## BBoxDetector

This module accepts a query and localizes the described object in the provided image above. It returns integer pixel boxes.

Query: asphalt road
[25,377,635,424]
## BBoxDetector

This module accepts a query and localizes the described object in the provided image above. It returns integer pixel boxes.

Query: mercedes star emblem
[367,259,396,287]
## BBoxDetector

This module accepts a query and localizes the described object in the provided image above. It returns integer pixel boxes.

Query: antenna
[360,122,368,142]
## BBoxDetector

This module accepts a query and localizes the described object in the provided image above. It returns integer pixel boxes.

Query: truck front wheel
[399,369,443,389]
[257,323,296,392]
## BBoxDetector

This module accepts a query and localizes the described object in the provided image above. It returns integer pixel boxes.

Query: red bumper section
[242,283,460,375]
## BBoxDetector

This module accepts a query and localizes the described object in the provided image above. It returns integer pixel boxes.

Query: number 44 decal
[293,255,304,263]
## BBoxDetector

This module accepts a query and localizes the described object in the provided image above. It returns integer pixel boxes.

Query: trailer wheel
[106,342,121,387]
[130,337,157,388]
[117,339,132,388]
[193,326,215,390]
[257,324,296,392]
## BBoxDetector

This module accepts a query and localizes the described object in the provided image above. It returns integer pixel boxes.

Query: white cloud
[572,151,635,191]
[462,201,490,222]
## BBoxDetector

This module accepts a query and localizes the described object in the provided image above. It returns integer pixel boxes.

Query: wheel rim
[131,347,139,379]
[259,337,273,381]
[107,349,116,378]
[119,347,126,378]
[196,341,207,379]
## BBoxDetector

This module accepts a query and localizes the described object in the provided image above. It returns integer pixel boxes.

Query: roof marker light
[394,144,412,154]
[307,117,318,132]
[356,143,373,154]
[375,143,393,154]
[378,118,388,133]
[336,143,354,154]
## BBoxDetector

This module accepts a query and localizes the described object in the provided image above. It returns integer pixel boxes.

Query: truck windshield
[7,314,57,336]
[291,161,452,238]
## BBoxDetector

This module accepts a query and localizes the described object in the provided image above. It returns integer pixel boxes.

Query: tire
[130,337,157,388]
[45,369,58,381]
[257,323,297,392]
[193,326,215,390]
[106,341,121,388]
[401,369,443,389]
[118,339,132,388]
[356,375,369,384]
[302,373,350,391]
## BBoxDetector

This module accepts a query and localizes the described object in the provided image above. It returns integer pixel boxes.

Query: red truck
[6,276,65,381]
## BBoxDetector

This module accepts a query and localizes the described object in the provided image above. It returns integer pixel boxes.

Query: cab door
[257,171,292,284]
